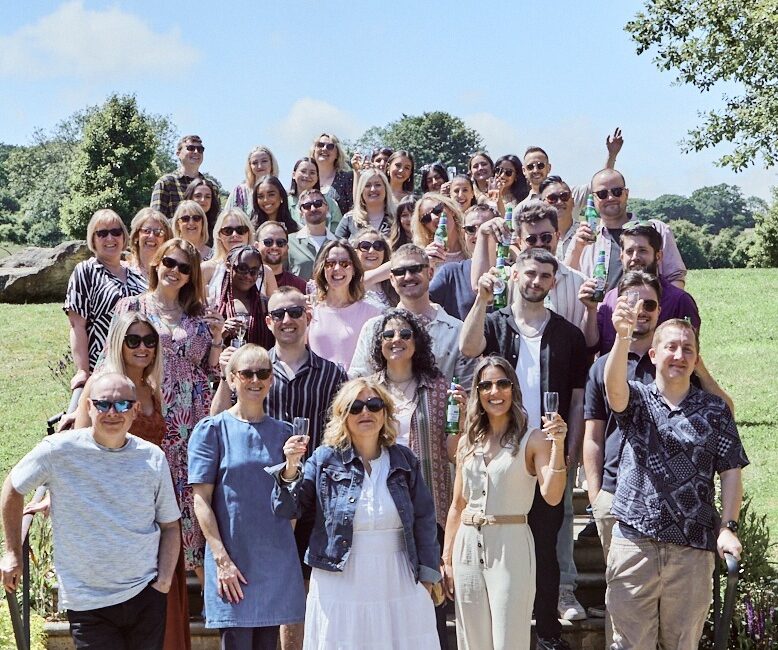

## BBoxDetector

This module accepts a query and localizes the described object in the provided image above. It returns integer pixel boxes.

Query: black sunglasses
[235,368,273,381]
[179,214,203,224]
[390,263,428,277]
[261,237,288,248]
[160,256,192,275]
[420,203,445,224]
[523,232,555,246]
[639,299,659,313]
[95,227,123,239]
[185,144,205,153]
[269,306,306,321]
[300,199,325,210]
[124,333,158,349]
[357,240,387,252]
[495,167,515,178]
[140,227,166,237]
[348,397,385,414]
[477,379,513,392]
[381,328,413,341]
[545,192,571,204]
[525,162,546,172]
[90,399,136,413]
[463,225,478,234]
[315,141,336,151]
[220,225,250,236]
[593,187,626,200]
[233,263,260,277]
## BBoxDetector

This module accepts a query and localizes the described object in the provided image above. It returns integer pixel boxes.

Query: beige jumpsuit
[453,434,537,650]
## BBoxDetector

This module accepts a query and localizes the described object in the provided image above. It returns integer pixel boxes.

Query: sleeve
[325,196,343,231]
[679,292,702,331]
[428,265,448,303]
[571,183,590,215]
[569,325,588,389]
[407,450,442,583]
[334,214,352,239]
[613,381,646,428]
[454,354,478,390]
[268,453,319,520]
[482,313,500,357]
[150,178,167,216]
[187,417,221,485]
[63,262,90,317]
[347,318,380,379]
[714,404,750,474]
[10,440,54,495]
[584,360,608,421]
[154,452,182,524]
[656,220,687,285]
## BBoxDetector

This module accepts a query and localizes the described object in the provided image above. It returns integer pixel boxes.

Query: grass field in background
[0,268,776,533]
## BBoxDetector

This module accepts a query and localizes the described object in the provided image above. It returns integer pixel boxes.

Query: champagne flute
[305,280,318,308]
[543,391,559,441]
[232,313,247,348]
[207,282,220,311]
[292,417,311,459]
[624,289,641,341]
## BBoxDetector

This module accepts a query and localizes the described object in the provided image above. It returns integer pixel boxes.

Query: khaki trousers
[591,489,616,648]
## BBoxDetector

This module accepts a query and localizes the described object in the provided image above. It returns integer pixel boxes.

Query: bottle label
[446,403,460,424]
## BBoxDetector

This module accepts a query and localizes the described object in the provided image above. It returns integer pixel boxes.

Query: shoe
[558,585,587,621]
[578,519,599,538]
[536,635,572,650]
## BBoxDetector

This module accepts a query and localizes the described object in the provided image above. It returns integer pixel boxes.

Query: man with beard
[287,189,337,281]
[460,247,588,650]
[596,223,700,355]
[257,221,306,292]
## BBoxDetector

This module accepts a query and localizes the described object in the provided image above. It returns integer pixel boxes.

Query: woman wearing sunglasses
[335,168,396,240]
[128,207,173,281]
[226,145,279,222]
[411,193,469,268]
[189,344,305,649]
[272,377,440,649]
[287,157,343,231]
[351,228,399,309]
[173,200,213,261]
[64,209,147,393]
[114,238,224,584]
[308,133,354,215]
[184,178,221,246]
[307,240,382,372]
[442,356,568,650]
[491,155,529,209]
[251,175,299,234]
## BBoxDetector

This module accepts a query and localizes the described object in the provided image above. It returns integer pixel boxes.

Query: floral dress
[114,293,214,570]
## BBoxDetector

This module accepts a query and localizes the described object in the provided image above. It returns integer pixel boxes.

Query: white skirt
[303,528,440,650]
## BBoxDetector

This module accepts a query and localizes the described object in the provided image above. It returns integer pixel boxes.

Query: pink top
[308,300,383,371]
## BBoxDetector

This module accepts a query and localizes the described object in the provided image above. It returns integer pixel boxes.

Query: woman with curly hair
[442,356,568,650]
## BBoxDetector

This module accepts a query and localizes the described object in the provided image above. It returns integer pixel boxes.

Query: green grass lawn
[0,268,776,532]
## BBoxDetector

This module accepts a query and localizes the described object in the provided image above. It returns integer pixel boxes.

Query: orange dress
[132,400,191,650]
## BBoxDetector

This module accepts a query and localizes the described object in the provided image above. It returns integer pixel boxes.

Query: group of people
[0,128,749,650]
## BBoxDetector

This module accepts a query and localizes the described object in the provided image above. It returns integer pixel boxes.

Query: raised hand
[606,127,624,157]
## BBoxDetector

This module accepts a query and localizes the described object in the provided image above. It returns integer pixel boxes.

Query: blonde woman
[335,169,396,239]
[173,200,212,261]
[226,145,279,220]
[351,227,398,309]
[412,193,469,268]
[273,377,440,649]
[308,133,354,214]
[128,207,172,281]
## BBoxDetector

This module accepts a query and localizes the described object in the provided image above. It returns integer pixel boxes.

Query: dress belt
[461,511,526,526]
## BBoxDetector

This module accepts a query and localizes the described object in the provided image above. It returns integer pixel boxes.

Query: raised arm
[459,273,494,358]
[605,128,623,169]
[604,296,634,413]
[528,415,568,506]
[469,217,509,291]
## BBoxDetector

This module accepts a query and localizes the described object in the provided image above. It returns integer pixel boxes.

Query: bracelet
[211,340,224,348]
[280,467,301,483]
[549,467,567,474]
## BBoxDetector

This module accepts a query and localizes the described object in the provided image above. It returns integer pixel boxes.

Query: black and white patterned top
[612,382,749,551]
[63,258,147,370]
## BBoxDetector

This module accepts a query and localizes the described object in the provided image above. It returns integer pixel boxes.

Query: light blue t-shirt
[11,429,180,611]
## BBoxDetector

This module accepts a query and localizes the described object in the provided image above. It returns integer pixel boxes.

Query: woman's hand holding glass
[540,412,567,446]
[282,434,310,480]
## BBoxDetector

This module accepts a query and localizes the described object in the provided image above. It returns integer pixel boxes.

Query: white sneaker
[558,585,587,621]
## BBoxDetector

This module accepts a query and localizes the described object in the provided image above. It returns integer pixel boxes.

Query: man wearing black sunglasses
[1,373,181,650]
[288,189,337,281]
[151,134,220,220]
[257,221,307,293]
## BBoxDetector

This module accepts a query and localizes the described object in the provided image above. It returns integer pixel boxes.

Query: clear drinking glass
[293,417,311,459]
[624,289,641,340]
[543,391,559,440]
[232,314,247,348]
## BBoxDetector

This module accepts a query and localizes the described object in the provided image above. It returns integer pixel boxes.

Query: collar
[648,381,700,408]
[296,226,335,241]
[497,304,564,336]
[269,346,319,369]
[597,212,634,236]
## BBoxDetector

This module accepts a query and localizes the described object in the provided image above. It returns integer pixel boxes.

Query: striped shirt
[546,261,588,333]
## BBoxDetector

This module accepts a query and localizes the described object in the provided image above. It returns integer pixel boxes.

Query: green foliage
[691,184,752,232]
[0,600,47,649]
[750,189,778,268]
[669,219,709,269]
[626,1,778,171]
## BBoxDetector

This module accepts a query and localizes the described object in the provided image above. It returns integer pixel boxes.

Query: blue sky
[0,1,773,200]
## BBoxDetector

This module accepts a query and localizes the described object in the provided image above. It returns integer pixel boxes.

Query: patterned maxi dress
[114,294,214,570]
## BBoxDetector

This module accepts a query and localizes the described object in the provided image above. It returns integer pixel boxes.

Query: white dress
[303,448,440,649]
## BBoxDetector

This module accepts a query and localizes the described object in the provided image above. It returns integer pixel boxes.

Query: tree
[750,189,778,268]
[669,219,709,269]
[60,94,161,239]
[626,1,778,171]
[649,194,704,224]
[351,112,484,176]
[689,183,749,233]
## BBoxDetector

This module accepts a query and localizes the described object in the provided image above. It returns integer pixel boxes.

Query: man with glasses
[349,244,477,387]
[539,175,578,260]
[257,222,306,292]
[460,248,588,650]
[567,168,687,291]
[1,373,181,650]
[287,189,337,281]
[151,135,219,219]
[596,222,701,355]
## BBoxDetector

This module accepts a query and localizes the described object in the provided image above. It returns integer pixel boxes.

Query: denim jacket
[269,443,441,584]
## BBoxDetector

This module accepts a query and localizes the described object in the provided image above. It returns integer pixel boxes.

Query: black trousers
[528,482,564,638]
[219,626,279,650]
[67,583,167,650]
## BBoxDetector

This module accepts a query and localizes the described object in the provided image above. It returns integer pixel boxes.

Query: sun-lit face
[155,246,191,293]
[89,378,137,437]
[419,198,443,234]
[230,250,262,293]
[93,218,125,260]
[463,208,490,253]
[249,151,273,178]
[522,151,550,187]
[540,182,573,221]
[314,135,336,166]
[258,225,287,267]
[256,182,283,216]
[389,156,412,184]
[513,259,556,303]
[122,321,158,372]
[323,246,354,291]
[592,170,629,221]
[177,211,203,244]
[266,294,308,346]
[495,160,518,187]
[380,317,415,365]
[451,177,475,208]
[389,254,432,301]
[650,326,698,382]
[300,192,327,225]
[345,388,385,438]
[192,185,213,213]
[518,218,559,254]
[625,284,660,339]
[477,365,513,418]
[470,155,492,182]
[177,139,203,168]
[373,153,390,173]
[231,357,274,404]
[138,218,167,254]
[363,177,386,206]
[355,234,386,270]
[218,216,250,251]
[293,161,318,192]
[399,207,413,234]
[427,170,445,192]
[621,234,660,275]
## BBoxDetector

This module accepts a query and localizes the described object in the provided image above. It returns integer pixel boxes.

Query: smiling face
[230,249,262,294]
[121,321,158,372]
[356,234,386,270]
[518,217,559,253]
[156,246,192,293]
[477,365,513,418]
[266,292,309,346]
[592,170,629,222]
[138,217,167,255]
[88,375,138,440]
[389,156,412,185]
[293,161,318,192]
[231,356,274,405]
[314,135,336,167]
[323,246,354,292]
[620,234,660,275]
[389,253,432,301]
[650,325,698,383]
[178,138,203,168]
[463,208,491,253]
[380,317,415,365]
[346,387,385,439]
[418,198,443,234]
[258,224,287,267]
[427,169,445,192]
[92,217,126,261]
[451,177,475,209]
[470,155,492,183]
[513,258,556,303]
[218,215,250,251]
[363,176,387,206]
[540,181,573,222]
[256,181,283,217]
[522,151,550,188]
[178,210,203,244]
[249,151,273,178]
[373,153,390,173]
[626,283,660,340]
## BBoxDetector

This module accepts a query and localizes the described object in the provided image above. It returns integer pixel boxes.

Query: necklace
[387,376,418,404]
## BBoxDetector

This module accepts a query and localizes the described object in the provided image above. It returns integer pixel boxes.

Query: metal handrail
[713,551,740,650]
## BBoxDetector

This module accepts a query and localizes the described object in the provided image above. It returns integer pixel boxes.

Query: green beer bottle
[492,256,509,309]
[585,194,599,241]
[592,250,607,302]
[434,212,448,249]
[445,377,460,434]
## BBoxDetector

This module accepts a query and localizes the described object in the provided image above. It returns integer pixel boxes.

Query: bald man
[1,373,181,650]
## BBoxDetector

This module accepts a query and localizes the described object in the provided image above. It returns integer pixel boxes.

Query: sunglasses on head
[463,225,479,234]
[220,225,250,237]
[261,237,288,248]
[95,227,123,239]
[140,227,165,237]
[523,232,555,246]
[179,214,203,224]
[160,256,192,275]
[525,162,546,172]
[381,327,413,341]
[124,333,158,349]
[495,167,515,178]
[185,144,205,153]
[269,306,306,321]
[623,219,656,231]
[300,199,325,210]
[233,263,260,277]
[315,141,336,151]
[477,378,513,392]
[390,263,428,277]
[420,203,445,224]
[348,397,385,414]
[324,259,351,270]
[90,399,136,413]
[545,191,571,204]
[236,368,273,381]
[357,240,387,252]
[593,187,626,200]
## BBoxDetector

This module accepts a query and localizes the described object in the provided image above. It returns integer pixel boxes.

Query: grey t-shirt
[11,429,180,611]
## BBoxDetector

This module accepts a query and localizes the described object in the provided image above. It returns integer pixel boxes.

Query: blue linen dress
[188,411,305,628]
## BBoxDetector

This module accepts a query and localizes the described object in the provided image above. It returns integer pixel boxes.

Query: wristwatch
[722,520,739,534]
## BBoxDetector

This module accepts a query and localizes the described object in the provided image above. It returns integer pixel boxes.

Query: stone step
[574,533,606,573]
[574,571,607,610]
[573,487,590,516]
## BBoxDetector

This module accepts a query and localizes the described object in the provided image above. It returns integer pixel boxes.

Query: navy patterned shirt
[612,381,749,552]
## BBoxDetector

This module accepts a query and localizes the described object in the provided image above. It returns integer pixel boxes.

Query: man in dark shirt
[151,135,212,219]
[460,247,588,650]
[604,307,748,648]
[257,221,307,292]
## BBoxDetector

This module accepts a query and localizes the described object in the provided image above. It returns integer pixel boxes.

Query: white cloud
[0,1,199,80]
[464,112,523,157]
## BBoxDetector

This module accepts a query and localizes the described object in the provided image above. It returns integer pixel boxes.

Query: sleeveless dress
[131,399,191,650]
[303,448,439,649]
[453,433,537,650]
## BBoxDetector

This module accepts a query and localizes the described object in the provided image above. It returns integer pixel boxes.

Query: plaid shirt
[150,169,203,219]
